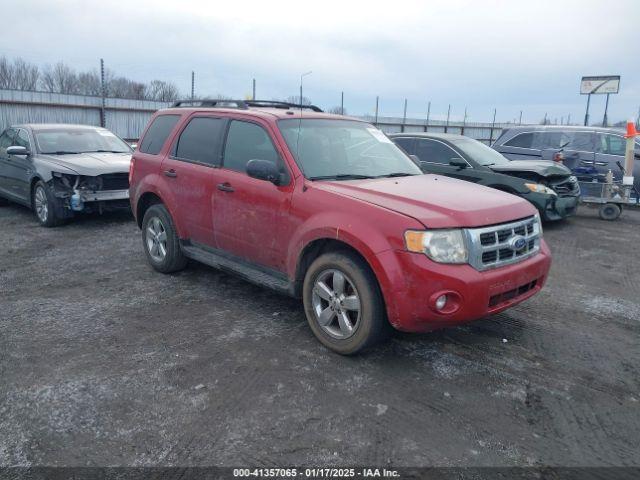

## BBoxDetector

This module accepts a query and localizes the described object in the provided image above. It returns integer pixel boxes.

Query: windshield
[450,138,511,166]
[35,128,132,154]
[278,119,422,180]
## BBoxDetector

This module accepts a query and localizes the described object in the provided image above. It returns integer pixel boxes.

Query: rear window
[174,117,225,165]
[504,132,534,148]
[139,114,180,155]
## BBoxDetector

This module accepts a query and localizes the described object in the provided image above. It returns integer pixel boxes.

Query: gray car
[492,125,640,190]
[0,124,132,226]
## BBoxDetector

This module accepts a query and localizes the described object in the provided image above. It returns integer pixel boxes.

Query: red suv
[130,100,551,354]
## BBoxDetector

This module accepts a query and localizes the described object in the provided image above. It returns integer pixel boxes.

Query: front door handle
[164,169,177,178]
[217,182,235,192]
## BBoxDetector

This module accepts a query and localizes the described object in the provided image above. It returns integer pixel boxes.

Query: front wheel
[303,251,389,355]
[32,181,63,227]
[142,204,187,273]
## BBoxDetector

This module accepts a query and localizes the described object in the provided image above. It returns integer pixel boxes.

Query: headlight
[524,183,557,196]
[404,229,468,264]
[534,212,543,236]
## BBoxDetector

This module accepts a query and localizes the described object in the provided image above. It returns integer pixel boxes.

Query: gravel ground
[1,202,639,468]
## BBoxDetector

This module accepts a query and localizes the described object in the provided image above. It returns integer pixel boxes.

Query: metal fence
[0,88,519,143]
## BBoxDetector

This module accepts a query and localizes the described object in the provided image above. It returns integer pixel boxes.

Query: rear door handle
[217,182,234,192]
[164,169,177,178]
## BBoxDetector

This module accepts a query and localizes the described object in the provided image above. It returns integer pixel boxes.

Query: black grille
[489,279,538,307]
[497,229,511,242]
[482,251,497,263]
[514,225,526,236]
[480,232,497,246]
[100,173,129,190]
[550,177,578,196]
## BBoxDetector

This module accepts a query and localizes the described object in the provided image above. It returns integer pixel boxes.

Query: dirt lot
[1,202,639,468]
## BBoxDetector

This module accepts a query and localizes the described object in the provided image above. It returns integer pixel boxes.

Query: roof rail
[171,99,249,109]
[171,99,323,112]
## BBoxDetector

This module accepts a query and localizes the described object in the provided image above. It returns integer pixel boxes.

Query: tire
[599,203,622,221]
[303,250,389,355]
[141,204,187,273]
[32,181,63,227]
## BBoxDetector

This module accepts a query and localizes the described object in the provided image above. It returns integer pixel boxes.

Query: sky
[2,0,639,124]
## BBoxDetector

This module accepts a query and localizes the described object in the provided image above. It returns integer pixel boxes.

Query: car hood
[37,152,131,176]
[315,174,536,229]
[491,160,570,178]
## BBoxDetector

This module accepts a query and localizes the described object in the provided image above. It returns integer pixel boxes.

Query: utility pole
[191,71,195,99]
[602,93,610,127]
[340,91,344,115]
[425,101,431,132]
[252,78,256,100]
[100,58,106,128]
[584,93,591,126]
[489,108,497,144]
[374,96,379,126]
[519,110,523,125]
[462,106,467,135]
[544,112,548,125]
[567,113,571,125]
[402,99,407,132]
[445,104,451,133]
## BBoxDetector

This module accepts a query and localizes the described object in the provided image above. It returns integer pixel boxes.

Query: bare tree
[0,56,40,90]
[146,80,179,102]
[41,62,78,94]
[0,56,14,89]
[76,71,102,96]
[328,106,347,115]
[286,95,312,106]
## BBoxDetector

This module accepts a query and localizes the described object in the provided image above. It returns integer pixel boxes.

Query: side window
[566,132,593,151]
[535,132,563,149]
[393,137,415,154]
[505,132,534,148]
[174,117,225,165]
[0,129,15,150]
[139,114,180,155]
[14,129,31,150]
[597,134,626,156]
[223,120,280,173]
[414,139,458,165]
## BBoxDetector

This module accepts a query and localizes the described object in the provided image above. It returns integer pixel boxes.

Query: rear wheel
[599,203,622,221]
[142,204,187,273]
[32,181,63,227]
[303,251,389,355]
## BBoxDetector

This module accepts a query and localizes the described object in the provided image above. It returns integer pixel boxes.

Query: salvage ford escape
[0,124,132,226]
[130,100,552,354]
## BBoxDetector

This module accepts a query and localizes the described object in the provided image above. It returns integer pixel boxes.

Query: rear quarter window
[139,114,180,155]
[504,132,534,148]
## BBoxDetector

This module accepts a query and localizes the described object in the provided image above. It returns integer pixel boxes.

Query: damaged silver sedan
[0,124,132,226]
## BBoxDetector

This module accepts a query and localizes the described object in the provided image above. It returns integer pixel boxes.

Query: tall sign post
[580,75,620,126]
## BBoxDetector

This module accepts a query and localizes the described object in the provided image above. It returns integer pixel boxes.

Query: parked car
[390,133,580,221]
[0,124,133,226]
[492,125,640,190]
[130,99,551,355]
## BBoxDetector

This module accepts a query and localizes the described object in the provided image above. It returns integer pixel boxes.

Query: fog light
[435,294,447,311]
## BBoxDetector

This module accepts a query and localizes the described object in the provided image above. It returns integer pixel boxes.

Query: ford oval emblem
[510,235,527,252]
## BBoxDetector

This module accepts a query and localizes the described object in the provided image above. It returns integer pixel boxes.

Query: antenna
[297,71,313,174]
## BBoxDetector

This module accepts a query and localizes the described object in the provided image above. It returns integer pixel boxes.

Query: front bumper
[79,189,130,202]
[376,240,552,333]
[525,192,579,221]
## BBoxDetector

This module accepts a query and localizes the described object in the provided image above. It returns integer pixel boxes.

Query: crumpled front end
[50,172,130,213]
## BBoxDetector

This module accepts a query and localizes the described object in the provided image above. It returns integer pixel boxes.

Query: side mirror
[246,159,281,185]
[6,145,29,156]
[449,158,467,168]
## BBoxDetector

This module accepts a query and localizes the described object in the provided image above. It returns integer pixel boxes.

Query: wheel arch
[135,191,165,228]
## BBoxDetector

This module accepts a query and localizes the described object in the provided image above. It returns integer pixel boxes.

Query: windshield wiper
[309,174,376,181]
[374,172,417,178]
[85,150,128,153]
[47,151,80,155]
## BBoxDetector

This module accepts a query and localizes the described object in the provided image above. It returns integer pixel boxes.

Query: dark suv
[492,125,640,190]
[130,100,551,354]
[390,133,580,221]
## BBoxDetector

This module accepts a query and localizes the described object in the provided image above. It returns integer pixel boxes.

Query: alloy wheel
[311,268,361,339]
[34,186,48,223]
[146,216,168,262]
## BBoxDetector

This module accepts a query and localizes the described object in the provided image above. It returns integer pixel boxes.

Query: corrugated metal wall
[0,88,517,143]
[0,89,171,140]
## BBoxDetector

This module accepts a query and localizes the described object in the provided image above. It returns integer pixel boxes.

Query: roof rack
[171,99,323,112]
